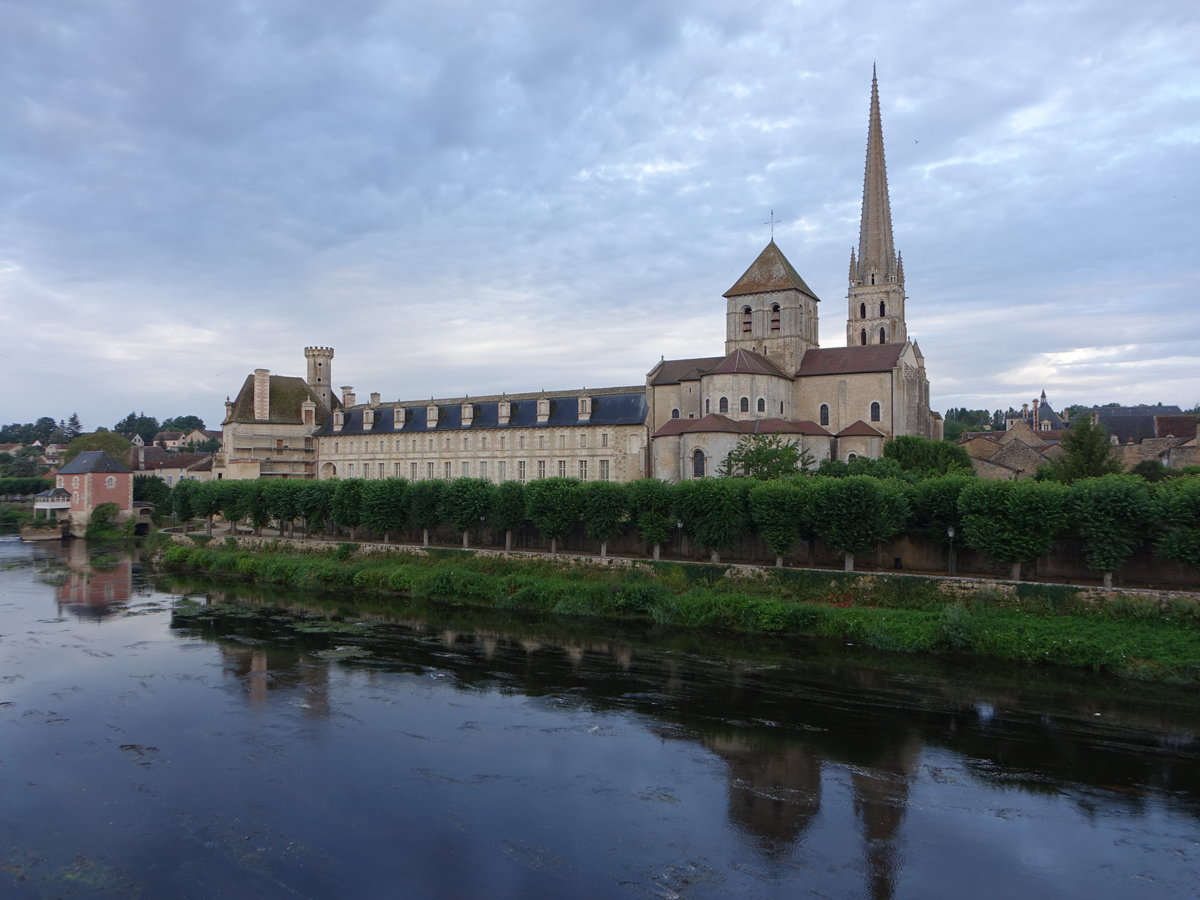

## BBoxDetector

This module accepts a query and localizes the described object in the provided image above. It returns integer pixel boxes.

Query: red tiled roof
[653,413,830,438]
[835,420,885,438]
[707,348,792,379]
[1155,414,1199,439]
[795,344,903,376]
[723,241,820,301]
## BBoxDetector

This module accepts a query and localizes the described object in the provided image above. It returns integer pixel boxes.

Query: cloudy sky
[1,0,1197,433]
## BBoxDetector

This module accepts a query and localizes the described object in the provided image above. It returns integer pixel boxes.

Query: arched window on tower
[757,398,765,413]
[859,302,866,319]
[879,301,886,317]
[692,449,706,478]
[860,328,867,346]
[671,408,680,419]
[770,303,781,331]
[879,326,887,344]
[719,397,729,414]
[705,399,710,414]
[740,397,749,413]
[741,306,752,333]
[870,401,881,422]
[819,404,829,427]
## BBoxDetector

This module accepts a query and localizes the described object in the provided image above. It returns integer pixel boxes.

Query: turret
[304,346,335,411]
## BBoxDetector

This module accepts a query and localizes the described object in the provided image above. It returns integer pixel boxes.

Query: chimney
[1032,397,1040,432]
[369,392,380,407]
[341,386,356,407]
[254,369,270,421]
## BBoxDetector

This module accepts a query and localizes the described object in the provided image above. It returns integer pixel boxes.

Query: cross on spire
[764,209,781,240]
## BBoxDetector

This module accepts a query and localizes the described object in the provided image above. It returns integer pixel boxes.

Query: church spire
[855,65,898,286]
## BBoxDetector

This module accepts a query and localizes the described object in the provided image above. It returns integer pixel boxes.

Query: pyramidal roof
[723,240,820,301]
[708,348,792,379]
[855,66,899,283]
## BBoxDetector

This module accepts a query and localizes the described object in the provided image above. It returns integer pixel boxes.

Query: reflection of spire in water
[220,644,331,718]
[851,736,922,900]
[703,732,822,854]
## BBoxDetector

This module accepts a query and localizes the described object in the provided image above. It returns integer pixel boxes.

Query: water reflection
[55,541,133,620]
[168,586,1200,899]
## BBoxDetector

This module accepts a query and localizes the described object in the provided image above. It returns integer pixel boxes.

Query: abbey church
[213,72,937,484]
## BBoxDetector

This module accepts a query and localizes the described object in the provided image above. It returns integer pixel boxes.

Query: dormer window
[741,306,752,333]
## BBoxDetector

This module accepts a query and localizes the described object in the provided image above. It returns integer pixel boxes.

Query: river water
[1,537,1199,899]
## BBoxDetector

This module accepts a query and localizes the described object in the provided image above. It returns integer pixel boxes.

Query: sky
[1,0,1197,433]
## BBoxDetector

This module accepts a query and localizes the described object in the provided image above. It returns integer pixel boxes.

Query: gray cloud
[0,0,1196,431]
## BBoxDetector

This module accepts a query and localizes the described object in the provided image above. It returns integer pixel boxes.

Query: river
[1,537,1198,898]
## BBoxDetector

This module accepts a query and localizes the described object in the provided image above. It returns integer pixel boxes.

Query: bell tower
[723,240,821,374]
[847,68,908,348]
[304,346,335,411]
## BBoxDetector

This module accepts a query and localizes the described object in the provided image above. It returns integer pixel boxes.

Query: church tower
[304,346,335,411]
[846,68,907,348]
[723,240,820,375]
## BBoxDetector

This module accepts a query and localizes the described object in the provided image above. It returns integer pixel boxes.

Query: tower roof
[855,67,898,283]
[723,240,820,301]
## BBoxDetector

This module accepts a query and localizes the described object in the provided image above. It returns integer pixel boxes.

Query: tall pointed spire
[855,65,898,285]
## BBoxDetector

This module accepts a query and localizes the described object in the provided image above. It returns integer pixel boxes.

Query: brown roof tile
[653,413,831,438]
[708,348,792,379]
[649,356,724,386]
[835,420,885,437]
[723,241,820,301]
[1155,414,1199,439]
[795,344,903,376]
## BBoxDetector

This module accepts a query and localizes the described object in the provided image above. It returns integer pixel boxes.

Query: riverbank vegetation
[164,465,1200,586]
[160,540,1200,685]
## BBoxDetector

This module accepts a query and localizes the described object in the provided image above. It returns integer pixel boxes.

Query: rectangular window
[461,461,470,477]
[427,461,435,479]
[334,441,339,453]
[394,462,402,477]
[463,436,469,450]
[518,435,525,449]
[559,434,566,449]
[518,460,526,482]
[412,438,417,452]
[499,436,506,450]
[578,460,588,480]
[599,459,610,481]
[378,463,385,479]
[482,436,488,450]
[601,433,609,448]
[480,461,488,479]
[538,434,546,449]
[537,460,546,479]
[558,460,567,478]
[579,433,587,448]
[498,460,507,481]
[444,461,452,479]
[410,461,418,480]
[348,463,355,477]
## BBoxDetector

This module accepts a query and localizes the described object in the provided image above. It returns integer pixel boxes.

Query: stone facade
[220,71,936,485]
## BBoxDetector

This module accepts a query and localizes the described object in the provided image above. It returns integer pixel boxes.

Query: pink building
[55,451,134,537]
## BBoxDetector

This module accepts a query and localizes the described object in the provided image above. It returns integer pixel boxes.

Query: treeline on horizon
[165,458,1200,587]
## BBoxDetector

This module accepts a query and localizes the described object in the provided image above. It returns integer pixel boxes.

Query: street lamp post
[947,526,956,576]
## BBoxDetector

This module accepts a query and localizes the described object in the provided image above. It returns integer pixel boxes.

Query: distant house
[959,421,1065,480]
[54,451,136,537]
[153,430,186,450]
[128,445,213,484]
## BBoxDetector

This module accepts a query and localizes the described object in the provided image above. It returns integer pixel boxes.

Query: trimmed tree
[172,479,198,530]
[673,478,750,563]
[810,475,908,571]
[191,481,224,535]
[749,479,813,567]
[241,480,273,535]
[909,474,974,572]
[1067,475,1153,588]
[580,481,628,558]
[297,481,334,537]
[331,479,366,539]
[263,479,304,538]
[439,478,494,549]
[490,481,527,551]
[883,435,974,477]
[525,477,582,556]
[360,478,408,542]
[626,478,675,560]
[1155,476,1200,569]
[959,479,1068,580]
[407,480,446,546]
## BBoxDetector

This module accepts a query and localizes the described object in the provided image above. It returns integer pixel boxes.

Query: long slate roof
[316,390,648,437]
[58,451,131,475]
[795,344,903,376]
